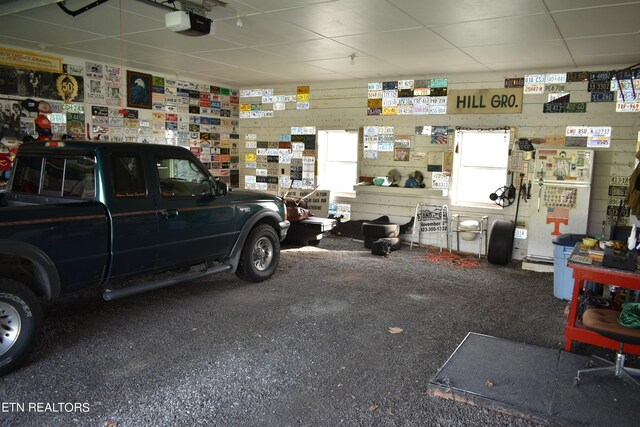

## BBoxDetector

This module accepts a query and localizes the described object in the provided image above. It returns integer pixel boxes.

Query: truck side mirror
[212,178,227,196]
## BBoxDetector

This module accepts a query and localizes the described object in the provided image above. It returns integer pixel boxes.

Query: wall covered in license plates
[238,66,640,249]
[238,87,317,192]
[0,51,240,190]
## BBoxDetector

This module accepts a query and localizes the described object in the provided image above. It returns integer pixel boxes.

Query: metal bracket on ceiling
[133,0,226,15]
[178,0,228,15]
[57,0,110,16]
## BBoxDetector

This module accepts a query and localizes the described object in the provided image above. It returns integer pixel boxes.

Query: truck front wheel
[0,278,42,376]
[236,224,280,282]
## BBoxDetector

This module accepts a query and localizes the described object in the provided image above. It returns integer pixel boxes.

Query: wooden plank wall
[239,68,640,258]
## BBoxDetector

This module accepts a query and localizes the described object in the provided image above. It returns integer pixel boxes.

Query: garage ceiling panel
[0,0,637,86]
[430,14,560,47]
[552,4,640,38]
[388,0,547,26]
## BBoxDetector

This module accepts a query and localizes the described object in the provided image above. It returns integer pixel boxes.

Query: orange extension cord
[421,250,483,269]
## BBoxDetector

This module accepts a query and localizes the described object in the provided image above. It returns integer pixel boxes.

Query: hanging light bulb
[349,53,356,65]
[236,17,243,27]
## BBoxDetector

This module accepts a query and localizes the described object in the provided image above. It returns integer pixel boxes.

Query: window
[156,156,211,198]
[317,130,358,195]
[40,158,64,195]
[10,155,95,199]
[63,158,95,198]
[10,156,42,194]
[112,154,146,198]
[451,129,511,208]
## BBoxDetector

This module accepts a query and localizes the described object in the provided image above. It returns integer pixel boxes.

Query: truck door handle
[162,209,179,219]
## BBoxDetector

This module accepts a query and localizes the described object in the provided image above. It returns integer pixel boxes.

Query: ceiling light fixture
[236,17,243,27]
[349,53,356,65]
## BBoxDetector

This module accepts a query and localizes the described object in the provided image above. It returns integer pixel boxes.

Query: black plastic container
[602,247,639,271]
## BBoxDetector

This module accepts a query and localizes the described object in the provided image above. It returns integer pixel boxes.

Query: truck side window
[10,156,42,194]
[10,156,96,199]
[63,158,95,198]
[112,154,146,198]
[40,158,65,196]
[156,156,212,198]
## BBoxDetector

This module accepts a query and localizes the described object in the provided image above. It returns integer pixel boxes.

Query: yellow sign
[56,74,79,103]
[447,88,523,114]
[0,47,63,73]
[296,93,310,102]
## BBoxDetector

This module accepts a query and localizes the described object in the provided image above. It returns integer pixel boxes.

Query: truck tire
[236,224,280,282]
[0,278,42,376]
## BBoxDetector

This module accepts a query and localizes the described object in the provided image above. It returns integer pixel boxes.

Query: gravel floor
[0,236,569,426]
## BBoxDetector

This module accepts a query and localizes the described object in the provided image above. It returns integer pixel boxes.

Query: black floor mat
[428,332,640,426]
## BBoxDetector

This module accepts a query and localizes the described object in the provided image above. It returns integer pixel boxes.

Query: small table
[565,243,640,355]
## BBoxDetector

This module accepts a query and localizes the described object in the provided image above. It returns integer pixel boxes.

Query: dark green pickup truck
[0,141,289,375]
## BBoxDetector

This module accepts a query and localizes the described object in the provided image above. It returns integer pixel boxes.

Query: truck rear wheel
[0,278,42,376]
[236,224,280,282]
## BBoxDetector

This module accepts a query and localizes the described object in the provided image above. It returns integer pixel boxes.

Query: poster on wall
[0,65,85,102]
[427,151,444,172]
[431,126,448,144]
[85,78,105,104]
[126,70,152,109]
[394,147,410,161]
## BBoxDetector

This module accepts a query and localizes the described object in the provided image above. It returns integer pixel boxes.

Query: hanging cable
[118,0,127,113]
[58,0,109,16]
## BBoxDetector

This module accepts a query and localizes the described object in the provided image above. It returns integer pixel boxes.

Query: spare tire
[488,220,515,265]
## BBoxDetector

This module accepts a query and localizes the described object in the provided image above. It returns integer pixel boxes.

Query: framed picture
[126,70,151,109]
[394,147,410,161]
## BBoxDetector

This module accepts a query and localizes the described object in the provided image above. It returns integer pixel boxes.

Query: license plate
[608,186,627,197]
[588,81,610,92]
[591,91,615,102]
[589,71,612,81]
[504,77,524,88]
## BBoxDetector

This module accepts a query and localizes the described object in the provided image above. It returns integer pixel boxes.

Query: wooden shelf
[354,185,447,197]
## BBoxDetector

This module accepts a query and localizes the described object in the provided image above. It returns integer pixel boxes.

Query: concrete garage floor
[0,236,619,426]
